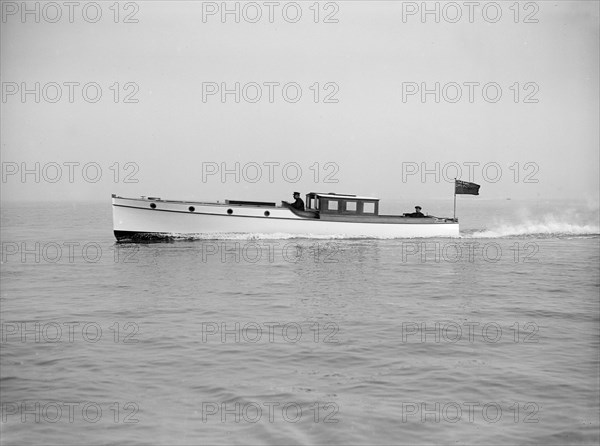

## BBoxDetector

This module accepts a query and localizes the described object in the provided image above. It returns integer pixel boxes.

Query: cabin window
[345,201,357,212]
[327,200,339,211]
[363,202,375,214]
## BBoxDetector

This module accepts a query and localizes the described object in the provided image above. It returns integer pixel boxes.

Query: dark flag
[455,180,480,195]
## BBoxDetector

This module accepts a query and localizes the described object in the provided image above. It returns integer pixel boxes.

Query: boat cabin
[305,192,380,216]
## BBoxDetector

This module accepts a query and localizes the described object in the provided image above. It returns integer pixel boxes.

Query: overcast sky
[1,1,598,204]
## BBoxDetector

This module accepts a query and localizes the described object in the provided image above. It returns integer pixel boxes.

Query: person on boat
[290,192,305,211]
[404,206,425,218]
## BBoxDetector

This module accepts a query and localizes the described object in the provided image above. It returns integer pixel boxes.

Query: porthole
[150,203,156,209]
[227,209,233,215]
[189,206,195,212]
[264,211,270,217]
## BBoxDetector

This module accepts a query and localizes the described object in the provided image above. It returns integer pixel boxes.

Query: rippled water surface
[1,200,599,445]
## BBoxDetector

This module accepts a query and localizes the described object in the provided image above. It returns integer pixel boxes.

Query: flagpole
[453,179,457,221]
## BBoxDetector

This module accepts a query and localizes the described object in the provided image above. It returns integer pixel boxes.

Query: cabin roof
[309,192,380,201]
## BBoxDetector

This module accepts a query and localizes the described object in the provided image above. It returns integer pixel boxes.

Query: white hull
[112,196,459,239]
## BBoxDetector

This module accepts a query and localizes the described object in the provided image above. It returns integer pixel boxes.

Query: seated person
[403,206,425,218]
[290,192,305,211]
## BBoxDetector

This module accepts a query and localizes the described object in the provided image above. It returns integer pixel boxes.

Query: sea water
[1,199,598,445]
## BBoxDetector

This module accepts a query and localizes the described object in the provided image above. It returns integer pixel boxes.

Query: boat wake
[464,215,600,239]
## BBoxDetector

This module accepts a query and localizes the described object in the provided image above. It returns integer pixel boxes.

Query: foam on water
[465,214,600,238]
[167,220,599,240]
